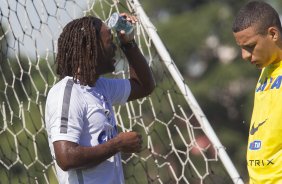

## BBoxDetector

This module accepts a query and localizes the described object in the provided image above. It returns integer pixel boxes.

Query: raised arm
[118,13,155,101]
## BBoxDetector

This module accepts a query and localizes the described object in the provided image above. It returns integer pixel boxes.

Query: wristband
[120,40,137,51]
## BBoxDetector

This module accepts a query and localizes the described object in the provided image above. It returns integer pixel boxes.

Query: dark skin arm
[124,43,155,101]
[118,13,156,101]
[54,131,142,171]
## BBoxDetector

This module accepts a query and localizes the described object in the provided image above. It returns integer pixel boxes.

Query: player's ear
[268,27,279,41]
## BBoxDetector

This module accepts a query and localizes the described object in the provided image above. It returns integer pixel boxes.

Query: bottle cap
[108,13,119,29]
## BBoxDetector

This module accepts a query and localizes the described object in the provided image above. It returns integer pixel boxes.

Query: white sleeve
[46,81,85,144]
[97,78,131,105]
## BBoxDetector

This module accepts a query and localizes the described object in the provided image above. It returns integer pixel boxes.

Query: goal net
[0,0,243,183]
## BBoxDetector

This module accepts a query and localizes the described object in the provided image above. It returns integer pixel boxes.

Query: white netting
[0,0,242,183]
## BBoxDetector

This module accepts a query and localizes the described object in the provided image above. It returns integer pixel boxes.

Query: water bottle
[107,12,133,35]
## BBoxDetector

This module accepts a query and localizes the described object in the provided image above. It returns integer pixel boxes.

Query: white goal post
[130,0,244,183]
[0,0,244,183]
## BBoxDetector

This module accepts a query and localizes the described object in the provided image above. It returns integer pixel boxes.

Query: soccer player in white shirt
[45,13,155,184]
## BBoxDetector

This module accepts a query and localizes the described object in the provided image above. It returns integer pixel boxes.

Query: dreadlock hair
[56,16,103,85]
[232,1,282,35]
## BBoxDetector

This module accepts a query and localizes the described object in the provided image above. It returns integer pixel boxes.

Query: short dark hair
[232,1,282,34]
[56,16,103,84]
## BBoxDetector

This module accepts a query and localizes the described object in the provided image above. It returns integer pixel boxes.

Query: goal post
[129,1,244,183]
[0,0,244,183]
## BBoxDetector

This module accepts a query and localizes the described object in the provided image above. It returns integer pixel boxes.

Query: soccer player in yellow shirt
[232,1,282,183]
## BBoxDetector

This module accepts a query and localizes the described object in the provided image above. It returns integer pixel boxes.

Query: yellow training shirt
[248,61,282,184]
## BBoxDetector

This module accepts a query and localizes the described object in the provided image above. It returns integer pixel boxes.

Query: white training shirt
[45,76,131,184]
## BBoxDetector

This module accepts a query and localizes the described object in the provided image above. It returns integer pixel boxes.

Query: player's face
[96,23,117,75]
[233,26,278,69]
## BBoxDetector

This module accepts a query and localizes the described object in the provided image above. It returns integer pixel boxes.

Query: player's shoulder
[95,77,109,85]
[48,76,82,97]
[96,77,129,88]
